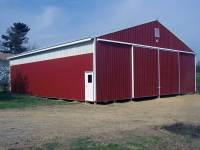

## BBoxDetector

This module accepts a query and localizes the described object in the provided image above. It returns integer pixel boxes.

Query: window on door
[88,75,92,83]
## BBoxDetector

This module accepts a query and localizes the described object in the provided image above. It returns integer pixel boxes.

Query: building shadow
[133,96,158,102]
[162,122,200,139]
[12,71,29,94]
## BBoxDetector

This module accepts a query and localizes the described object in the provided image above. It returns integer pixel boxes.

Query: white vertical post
[157,49,161,98]
[178,52,181,94]
[93,38,96,102]
[131,46,134,99]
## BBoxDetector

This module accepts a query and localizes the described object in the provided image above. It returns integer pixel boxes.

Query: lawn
[9,127,200,150]
[8,136,164,150]
[0,92,71,109]
[1,94,200,149]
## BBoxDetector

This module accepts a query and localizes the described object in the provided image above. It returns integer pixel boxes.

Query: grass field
[1,94,199,149]
[9,126,200,150]
[0,92,71,109]
[56,132,199,150]
[5,136,187,150]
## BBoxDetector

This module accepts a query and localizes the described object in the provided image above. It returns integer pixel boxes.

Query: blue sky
[0,0,199,60]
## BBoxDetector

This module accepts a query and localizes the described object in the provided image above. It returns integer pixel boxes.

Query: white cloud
[35,6,62,31]
[28,5,71,47]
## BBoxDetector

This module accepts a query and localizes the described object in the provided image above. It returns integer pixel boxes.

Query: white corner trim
[8,38,93,60]
[131,46,134,98]
[157,49,161,97]
[93,38,97,102]
[178,52,181,94]
[97,38,195,55]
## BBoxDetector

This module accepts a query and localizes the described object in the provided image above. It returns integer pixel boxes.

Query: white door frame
[85,71,94,102]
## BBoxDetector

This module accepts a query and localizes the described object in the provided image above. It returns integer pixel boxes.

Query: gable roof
[99,20,193,52]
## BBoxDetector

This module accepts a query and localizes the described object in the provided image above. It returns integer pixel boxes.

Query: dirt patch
[0,94,200,149]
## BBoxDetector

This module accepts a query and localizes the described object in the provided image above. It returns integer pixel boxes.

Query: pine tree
[1,22,30,54]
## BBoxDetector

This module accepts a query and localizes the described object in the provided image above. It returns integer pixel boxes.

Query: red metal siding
[11,53,93,101]
[160,51,179,95]
[134,47,158,98]
[99,21,192,52]
[96,41,132,102]
[180,53,195,94]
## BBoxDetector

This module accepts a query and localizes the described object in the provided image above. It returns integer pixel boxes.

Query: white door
[85,72,94,101]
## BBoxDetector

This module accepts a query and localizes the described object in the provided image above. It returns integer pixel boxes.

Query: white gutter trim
[93,38,97,102]
[8,38,93,60]
[97,38,195,55]
[131,46,134,99]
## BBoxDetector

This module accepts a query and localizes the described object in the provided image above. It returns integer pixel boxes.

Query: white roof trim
[97,38,195,55]
[8,37,93,60]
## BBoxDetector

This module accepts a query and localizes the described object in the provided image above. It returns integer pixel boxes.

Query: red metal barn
[9,21,196,103]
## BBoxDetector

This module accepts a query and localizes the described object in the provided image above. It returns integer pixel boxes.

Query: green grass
[70,137,165,150]
[20,135,195,150]
[8,137,162,150]
[0,92,71,109]
[69,134,198,150]
[71,138,124,150]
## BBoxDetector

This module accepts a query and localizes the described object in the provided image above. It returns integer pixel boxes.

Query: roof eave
[8,37,94,60]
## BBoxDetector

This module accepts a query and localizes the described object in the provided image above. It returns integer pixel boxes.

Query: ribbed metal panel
[99,21,192,52]
[96,41,132,102]
[180,53,195,94]
[134,47,158,98]
[11,54,93,101]
[160,51,179,95]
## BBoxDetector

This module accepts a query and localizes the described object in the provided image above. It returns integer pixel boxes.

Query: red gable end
[99,21,192,52]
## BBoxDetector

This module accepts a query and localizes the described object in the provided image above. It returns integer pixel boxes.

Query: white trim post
[157,49,161,98]
[93,38,97,102]
[131,46,134,99]
[178,52,181,94]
